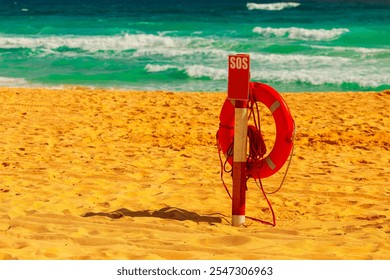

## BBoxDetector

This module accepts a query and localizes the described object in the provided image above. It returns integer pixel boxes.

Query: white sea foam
[251,66,390,88]
[184,65,226,80]
[0,76,32,87]
[134,45,228,59]
[0,33,192,53]
[253,26,349,41]
[145,64,177,73]
[249,50,389,88]
[145,64,226,80]
[250,52,350,66]
[0,33,228,61]
[247,2,300,11]
[306,44,390,55]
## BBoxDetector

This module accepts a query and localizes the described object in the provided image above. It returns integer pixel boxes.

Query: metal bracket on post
[227,54,250,227]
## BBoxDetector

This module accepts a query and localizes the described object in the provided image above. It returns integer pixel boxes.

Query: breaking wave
[0,76,33,87]
[145,64,226,80]
[253,26,349,41]
[247,2,300,11]
[0,33,205,54]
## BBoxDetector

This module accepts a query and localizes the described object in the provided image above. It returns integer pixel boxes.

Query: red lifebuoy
[217,82,295,179]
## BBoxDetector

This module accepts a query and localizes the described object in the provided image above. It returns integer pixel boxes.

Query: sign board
[227,54,250,101]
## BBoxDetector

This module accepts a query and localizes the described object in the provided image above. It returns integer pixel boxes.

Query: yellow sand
[0,87,389,260]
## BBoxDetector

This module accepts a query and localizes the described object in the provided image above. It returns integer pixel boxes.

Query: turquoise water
[0,0,389,92]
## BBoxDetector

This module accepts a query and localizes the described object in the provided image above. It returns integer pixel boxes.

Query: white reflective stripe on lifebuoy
[266,157,276,170]
[269,100,281,113]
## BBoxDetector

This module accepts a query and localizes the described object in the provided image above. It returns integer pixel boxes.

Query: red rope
[246,178,276,227]
[247,125,267,162]
[216,129,233,199]
[246,96,276,226]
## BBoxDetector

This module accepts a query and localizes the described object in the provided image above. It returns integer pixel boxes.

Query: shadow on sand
[82,206,225,224]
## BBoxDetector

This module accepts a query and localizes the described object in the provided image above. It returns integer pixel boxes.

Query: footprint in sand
[0,214,11,231]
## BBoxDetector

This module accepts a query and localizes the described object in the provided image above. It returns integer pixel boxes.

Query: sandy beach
[0,87,389,260]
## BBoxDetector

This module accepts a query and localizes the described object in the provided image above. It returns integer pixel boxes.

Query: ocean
[0,0,389,92]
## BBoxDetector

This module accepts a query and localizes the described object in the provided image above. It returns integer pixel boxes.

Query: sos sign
[228,54,250,100]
